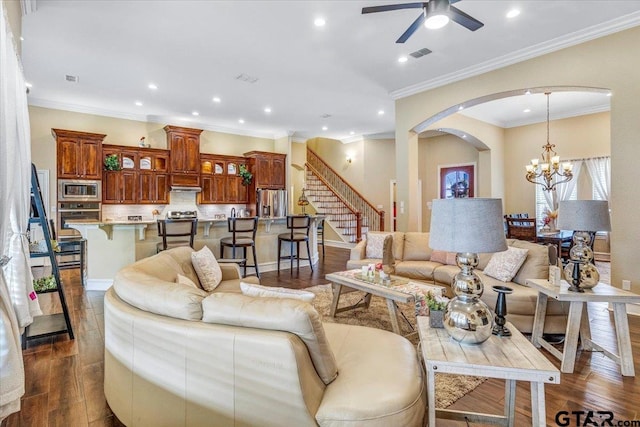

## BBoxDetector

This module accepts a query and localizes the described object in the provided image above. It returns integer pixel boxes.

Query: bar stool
[278,215,313,274]
[220,216,260,277]
[317,218,325,258]
[157,219,198,252]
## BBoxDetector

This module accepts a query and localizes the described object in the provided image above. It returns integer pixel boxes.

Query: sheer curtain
[553,160,582,209]
[585,156,610,201]
[1,3,40,420]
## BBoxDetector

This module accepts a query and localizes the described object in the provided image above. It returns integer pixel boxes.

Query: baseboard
[86,279,113,291]
[608,302,640,317]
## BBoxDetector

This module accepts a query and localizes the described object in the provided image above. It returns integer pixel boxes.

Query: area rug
[306,283,486,409]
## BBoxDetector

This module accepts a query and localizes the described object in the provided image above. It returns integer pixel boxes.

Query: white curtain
[1,3,40,420]
[553,160,583,209]
[585,157,610,201]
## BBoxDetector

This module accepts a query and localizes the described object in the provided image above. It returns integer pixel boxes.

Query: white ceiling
[21,1,640,141]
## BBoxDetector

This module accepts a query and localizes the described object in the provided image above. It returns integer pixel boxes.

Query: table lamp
[429,198,508,344]
[556,200,611,292]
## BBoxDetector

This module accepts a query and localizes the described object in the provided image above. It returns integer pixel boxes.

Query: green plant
[425,293,449,311]
[33,275,57,292]
[104,154,121,171]
[238,164,253,186]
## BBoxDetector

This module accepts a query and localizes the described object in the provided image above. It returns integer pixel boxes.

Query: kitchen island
[67,216,324,290]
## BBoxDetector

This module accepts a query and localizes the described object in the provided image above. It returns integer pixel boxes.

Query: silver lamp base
[443,253,494,345]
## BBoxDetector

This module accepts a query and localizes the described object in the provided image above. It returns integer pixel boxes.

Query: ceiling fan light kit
[424,0,450,29]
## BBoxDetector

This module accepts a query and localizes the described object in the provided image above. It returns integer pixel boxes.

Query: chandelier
[525,92,573,191]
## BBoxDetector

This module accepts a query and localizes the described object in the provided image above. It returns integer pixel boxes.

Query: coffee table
[325,270,441,335]
[527,278,640,376]
[417,317,560,427]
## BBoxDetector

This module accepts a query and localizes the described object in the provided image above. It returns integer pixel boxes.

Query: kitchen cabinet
[102,146,139,204]
[244,151,286,189]
[138,148,170,204]
[199,155,249,204]
[165,125,202,187]
[53,128,106,180]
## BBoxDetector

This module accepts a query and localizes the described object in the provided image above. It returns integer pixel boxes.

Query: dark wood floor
[3,246,639,426]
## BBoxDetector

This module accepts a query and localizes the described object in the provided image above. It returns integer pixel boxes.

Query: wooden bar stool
[278,215,313,274]
[220,216,260,277]
[317,218,325,258]
[157,219,198,252]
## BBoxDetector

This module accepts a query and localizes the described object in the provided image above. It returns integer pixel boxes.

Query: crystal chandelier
[525,92,573,191]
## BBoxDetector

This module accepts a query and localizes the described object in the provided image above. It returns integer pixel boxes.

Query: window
[535,184,576,225]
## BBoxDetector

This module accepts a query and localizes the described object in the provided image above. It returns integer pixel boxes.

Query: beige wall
[395,26,640,290]
[504,112,610,215]
[29,106,275,205]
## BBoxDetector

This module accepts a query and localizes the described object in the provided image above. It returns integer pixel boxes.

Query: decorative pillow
[365,233,389,259]
[191,246,223,292]
[176,273,199,289]
[483,246,529,282]
[240,282,315,302]
[445,252,458,266]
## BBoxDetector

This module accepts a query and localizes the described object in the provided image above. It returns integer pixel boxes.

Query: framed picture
[439,164,475,199]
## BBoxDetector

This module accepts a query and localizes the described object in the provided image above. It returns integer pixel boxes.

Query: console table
[528,279,640,376]
[417,317,559,427]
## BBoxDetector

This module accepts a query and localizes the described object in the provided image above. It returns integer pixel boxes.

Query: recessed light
[135,101,143,106]
[322,126,328,131]
[523,108,531,113]
[398,56,408,63]
[264,107,272,113]
[238,119,245,124]
[148,83,158,90]
[20,36,24,41]
[314,18,326,27]
[378,110,385,116]
[506,9,521,19]
[525,89,532,95]
[462,134,467,138]
[458,105,464,111]
[212,97,221,103]
[607,92,612,97]
[350,131,355,135]
[192,111,199,116]
[25,82,33,88]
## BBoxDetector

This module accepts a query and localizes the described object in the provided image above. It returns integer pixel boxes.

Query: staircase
[305,148,384,243]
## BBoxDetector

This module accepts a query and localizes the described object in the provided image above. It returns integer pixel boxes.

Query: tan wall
[504,112,610,216]
[419,134,480,231]
[395,26,640,291]
[2,0,22,53]
[29,106,275,206]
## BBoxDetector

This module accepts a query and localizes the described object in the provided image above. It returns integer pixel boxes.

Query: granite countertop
[68,215,322,226]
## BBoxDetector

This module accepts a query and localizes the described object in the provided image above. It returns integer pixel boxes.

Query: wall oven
[57,202,101,238]
[58,179,102,202]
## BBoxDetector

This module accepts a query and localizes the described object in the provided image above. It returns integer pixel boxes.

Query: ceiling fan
[362,0,484,43]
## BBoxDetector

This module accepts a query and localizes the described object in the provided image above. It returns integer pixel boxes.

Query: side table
[417,317,559,426]
[527,279,640,376]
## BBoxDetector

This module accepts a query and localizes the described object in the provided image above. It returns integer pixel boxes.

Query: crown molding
[391,11,640,100]
[28,97,281,140]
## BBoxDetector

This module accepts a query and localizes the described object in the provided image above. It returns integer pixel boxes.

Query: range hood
[170,185,202,192]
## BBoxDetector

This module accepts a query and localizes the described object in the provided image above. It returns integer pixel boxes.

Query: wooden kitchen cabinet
[244,151,286,189]
[53,128,106,180]
[139,171,169,204]
[103,170,137,204]
[199,155,249,204]
[165,125,202,187]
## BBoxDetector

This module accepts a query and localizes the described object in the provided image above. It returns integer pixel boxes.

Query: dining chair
[156,219,198,252]
[278,215,313,274]
[504,216,538,242]
[220,216,260,277]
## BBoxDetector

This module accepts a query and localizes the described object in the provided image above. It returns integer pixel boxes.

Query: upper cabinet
[164,125,202,187]
[53,128,106,180]
[199,154,248,204]
[244,151,286,189]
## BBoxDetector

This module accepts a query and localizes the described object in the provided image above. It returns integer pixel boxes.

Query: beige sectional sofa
[347,231,569,334]
[105,247,425,427]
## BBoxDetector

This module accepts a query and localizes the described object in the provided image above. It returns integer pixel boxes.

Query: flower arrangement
[542,209,558,229]
[238,164,253,186]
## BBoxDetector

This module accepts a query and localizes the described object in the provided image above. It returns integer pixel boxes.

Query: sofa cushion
[484,247,529,282]
[176,273,199,289]
[394,260,442,282]
[202,292,338,385]
[433,264,460,288]
[365,233,389,259]
[240,281,315,302]
[510,240,550,286]
[403,232,432,261]
[191,246,223,291]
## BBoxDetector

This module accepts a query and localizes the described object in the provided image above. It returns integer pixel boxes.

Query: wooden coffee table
[418,317,560,427]
[325,270,439,335]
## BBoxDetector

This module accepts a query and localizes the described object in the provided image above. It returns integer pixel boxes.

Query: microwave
[58,179,102,202]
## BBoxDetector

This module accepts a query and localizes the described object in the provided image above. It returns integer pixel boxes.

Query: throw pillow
[176,273,199,289]
[191,246,223,292]
[484,246,529,282]
[240,282,315,302]
[445,252,458,266]
[365,233,389,259]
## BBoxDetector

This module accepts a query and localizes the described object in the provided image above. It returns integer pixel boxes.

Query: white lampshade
[429,198,507,254]
[557,200,611,232]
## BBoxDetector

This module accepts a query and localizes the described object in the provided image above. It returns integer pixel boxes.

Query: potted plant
[104,154,121,171]
[426,292,449,328]
[238,164,253,186]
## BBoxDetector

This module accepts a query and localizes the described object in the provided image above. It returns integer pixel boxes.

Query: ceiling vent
[320,113,332,119]
[65,75,79,83]
[410,48,432,59]
[235,73,259,83]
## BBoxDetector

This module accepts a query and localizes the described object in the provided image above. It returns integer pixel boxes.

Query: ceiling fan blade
[396,11,426,43]
[449,5,484,31]
[362,2,425,14]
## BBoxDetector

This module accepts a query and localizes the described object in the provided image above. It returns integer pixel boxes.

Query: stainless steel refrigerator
[256,189,287,217]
